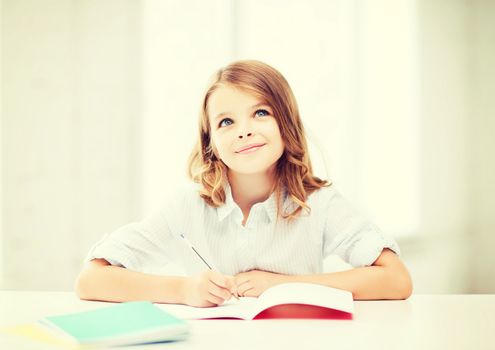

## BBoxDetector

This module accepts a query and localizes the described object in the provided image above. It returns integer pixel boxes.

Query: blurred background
[0,0,494,293]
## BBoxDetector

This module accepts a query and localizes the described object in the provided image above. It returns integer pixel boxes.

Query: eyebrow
[213,103,270,122]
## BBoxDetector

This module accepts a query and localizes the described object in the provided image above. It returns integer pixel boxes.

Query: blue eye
[255,109,270,117]
[219,118,233,128]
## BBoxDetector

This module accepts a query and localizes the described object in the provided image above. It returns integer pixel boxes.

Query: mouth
[235,143,266,154]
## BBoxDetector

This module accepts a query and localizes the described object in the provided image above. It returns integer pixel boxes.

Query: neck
[227,166,277,210]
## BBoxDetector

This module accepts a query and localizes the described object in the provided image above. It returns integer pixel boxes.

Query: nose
[237,118,254,139]
[238,132,252,139]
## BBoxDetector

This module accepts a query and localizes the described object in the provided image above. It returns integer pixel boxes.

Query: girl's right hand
[183,270,238,308]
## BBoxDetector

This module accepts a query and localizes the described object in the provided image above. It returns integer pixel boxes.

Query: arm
[235,249,413,300]
[75,258,238,307]
[284,248,413,300]
[75,258,186,304]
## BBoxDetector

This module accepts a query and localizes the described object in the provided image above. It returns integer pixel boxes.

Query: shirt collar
[216,182,236,222]
[216,182,285,224]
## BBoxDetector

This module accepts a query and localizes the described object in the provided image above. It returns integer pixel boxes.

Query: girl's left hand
[234,270,288,297]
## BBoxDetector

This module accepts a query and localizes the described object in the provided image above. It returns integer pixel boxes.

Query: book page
[256,283,354,315]
[158,297,259,320]
[157,283,353,320]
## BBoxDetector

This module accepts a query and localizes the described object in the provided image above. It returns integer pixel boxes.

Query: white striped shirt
[85,182,400,276]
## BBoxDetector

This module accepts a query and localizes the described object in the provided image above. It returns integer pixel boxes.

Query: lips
[235,143,266,153]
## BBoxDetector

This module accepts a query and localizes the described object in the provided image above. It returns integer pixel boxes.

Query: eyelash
[218,109,270,128]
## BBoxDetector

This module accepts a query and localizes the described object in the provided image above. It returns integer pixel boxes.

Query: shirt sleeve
[322,187,401,267]
[84,202,177,272]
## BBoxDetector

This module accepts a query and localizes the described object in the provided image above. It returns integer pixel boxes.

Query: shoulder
[168,181,205,209]
[141,181,205,230]
[304,184,358,219]
[149,181,204,217]
[171,180,201,198]
[306,183,340,206]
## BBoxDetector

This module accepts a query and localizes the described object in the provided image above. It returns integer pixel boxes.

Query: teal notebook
[39,301,189,347]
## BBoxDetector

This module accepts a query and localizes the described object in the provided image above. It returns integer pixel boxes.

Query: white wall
[398,0,495,294]
[1,0,141,290]
[469,0,495,293]
[139,0,235,215]
[232,0,421,239]
[1,0,494,293]
[398,0,471,293]
[0,0,3,287]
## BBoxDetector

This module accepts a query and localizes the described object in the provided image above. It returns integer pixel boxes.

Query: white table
[1,292,494,350]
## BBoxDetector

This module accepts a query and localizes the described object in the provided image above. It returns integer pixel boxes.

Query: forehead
[207,85,263,119]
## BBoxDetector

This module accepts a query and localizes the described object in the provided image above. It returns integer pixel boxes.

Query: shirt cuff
[348,234,401,267]
[84,233,141,270]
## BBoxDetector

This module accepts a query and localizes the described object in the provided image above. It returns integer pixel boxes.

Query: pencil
[179,233,239,300]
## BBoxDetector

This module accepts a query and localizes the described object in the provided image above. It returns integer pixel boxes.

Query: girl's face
[207,84,285,176]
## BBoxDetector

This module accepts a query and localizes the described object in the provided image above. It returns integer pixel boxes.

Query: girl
[76,60,413,307]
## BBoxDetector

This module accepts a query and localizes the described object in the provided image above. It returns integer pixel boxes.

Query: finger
[208,270,231,289]
[238,283,253,297]
[209,271,239,297]
[226,276,239,296]
[197,300,217,308]
[242,287,256,297]
[207,281,232,301]
[206,291,226,305]
[235,279,250,297]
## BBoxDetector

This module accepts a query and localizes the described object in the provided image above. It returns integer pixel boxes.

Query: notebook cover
[42,301,188,344]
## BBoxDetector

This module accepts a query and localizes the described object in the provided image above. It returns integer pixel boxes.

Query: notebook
[160,282,354,320]
[39,301,189,347]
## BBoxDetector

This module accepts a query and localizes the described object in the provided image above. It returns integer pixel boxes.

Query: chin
[227,163,276,176]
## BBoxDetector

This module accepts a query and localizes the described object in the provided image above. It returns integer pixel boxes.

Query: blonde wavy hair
[187,60,331,221]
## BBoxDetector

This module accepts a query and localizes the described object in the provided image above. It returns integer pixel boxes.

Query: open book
[160,282,354,320]
[38,301,189,347]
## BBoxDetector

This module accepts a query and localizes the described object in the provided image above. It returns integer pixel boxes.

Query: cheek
[211,134,230,157]
[271,129,285,158]
[265,122,284,147]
